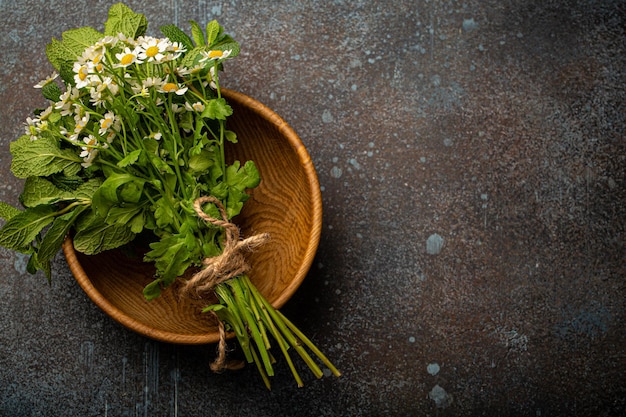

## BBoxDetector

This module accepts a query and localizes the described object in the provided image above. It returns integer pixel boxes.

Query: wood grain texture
[62,88,322,345]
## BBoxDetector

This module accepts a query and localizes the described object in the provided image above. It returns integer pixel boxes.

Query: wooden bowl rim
[62,88,322,344]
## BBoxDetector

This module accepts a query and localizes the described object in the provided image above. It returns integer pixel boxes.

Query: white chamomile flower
[159,80,188,95]
[24,117,40,140]
[73,62,92,89]
[185,101,205,112]
[99,111,118,135]
[137,37,170,63]
[115,47,142,68]
[199,49,232,62]
[34,72,59,89]
[80,135,100,167]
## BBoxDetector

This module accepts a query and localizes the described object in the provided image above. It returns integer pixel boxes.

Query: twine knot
[180,195,269,299]
[180,196,269,373]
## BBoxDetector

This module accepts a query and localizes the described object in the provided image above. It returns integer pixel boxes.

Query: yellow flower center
[101,118,113,129]
[208,50,223,58]
[120,53,135,66]
[78,67,88,81]
[162,83,178,92]
[146,46,159,58]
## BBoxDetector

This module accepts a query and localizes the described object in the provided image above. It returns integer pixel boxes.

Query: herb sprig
[0,3,339,388]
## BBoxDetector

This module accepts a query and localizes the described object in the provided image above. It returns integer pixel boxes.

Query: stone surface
[1,0,625,416]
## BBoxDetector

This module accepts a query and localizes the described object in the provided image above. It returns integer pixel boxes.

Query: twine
[179,195,269,298]
[181,195,269,372]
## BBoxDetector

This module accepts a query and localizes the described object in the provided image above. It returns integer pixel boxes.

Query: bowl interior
[62,89,322,344]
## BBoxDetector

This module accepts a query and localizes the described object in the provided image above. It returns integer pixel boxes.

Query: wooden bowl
[62,89,322,344]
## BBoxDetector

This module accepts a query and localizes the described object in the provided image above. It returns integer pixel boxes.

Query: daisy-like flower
[24,117,40,140]
[199,49,232,62]
[90,77,118,106]
[159,79,188,95]
[73,62,92,89]
[93,35,118,53]
[145,131,162,141]
[98,111,118,136]
[79,135,102,167]
[137,37,170,63]
[185,101,205,112]
[34,72,59,89]
[115,47,142,68]
[130,76,164,99]
[55,88,81,116]
[164,41,186,61]
[69,112,90,142]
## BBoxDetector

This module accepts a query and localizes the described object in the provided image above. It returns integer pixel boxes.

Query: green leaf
[188,150,214,173]
[205,20,221,45]
[153,197,177,229]
[144,234,193,290]
[224,130,237,144]
[160,24,194,52]
[117,149,142,168]
[49,174,84,192]
[0,202,22,221]
[226,160,261,190]
[20,177,66,207]
[38,205,88,263]
[91,173,146,218]
[143,279,164,301]
[0,205,58,252]
[10,135,82,179]
[202,98,232,121]
[27,251,52,280]
[74,178,104,200]
[189,20,206,46]
[41,82,62,102]
[73,211,135,255]
[104,3,147,39]
[46,27,103,73]
[105,204,146,234]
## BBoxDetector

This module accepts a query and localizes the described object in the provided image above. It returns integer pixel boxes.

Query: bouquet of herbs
[0,3,339,388]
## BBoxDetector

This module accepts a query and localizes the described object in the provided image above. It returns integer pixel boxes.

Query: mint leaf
[73,211,135,255]
[38,205,88,263]
[160,24,194,52]
[0,205,57,252]
[205,20,221,45]
[104,3,147,39]
[21,177,67,207]
[41,82,62,102]
[0,202,22,221]
[10,135,82,179]
[189,20,206,46]
[27,251,52,280]
[46,27,103,75]
[74,178,104,200]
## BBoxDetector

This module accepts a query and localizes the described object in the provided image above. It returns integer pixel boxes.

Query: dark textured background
[1,1,625,416]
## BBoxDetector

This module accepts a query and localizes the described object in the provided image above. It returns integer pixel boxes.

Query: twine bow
[179,195,269,299]
[180,195,269,372]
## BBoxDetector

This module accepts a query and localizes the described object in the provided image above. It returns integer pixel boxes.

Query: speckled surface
[1,1,625,416]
